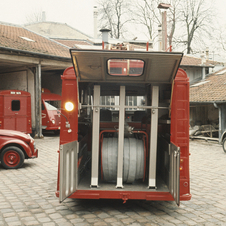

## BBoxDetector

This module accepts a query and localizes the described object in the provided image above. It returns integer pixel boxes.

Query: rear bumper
[56,190,191,202]
[45,126,60,131]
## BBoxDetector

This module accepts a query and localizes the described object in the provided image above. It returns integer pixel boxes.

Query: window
[100,96,116,110]
[44,102,58,111]
[45,100,61,109]
[107,59,144,76]
[11,100,20,111]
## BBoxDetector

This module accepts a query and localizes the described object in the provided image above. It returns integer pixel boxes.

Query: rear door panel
[59,141,78,202]
[169,142,180,206]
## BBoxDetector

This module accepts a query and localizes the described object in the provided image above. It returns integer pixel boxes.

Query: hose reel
[101,137,145,183]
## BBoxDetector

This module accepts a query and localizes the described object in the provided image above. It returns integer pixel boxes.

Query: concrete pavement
[0,135,226,226]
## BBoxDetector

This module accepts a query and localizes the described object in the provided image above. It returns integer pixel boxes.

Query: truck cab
[56,49,191,205]
[41,88,61,133]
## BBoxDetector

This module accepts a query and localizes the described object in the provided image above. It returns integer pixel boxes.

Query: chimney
[93,6,98,39]
[42,11,46,22]
[206,47,209,60]
[100,28,111,44]
[200,51,206,80]
[158,25,162,51]
[200,51,206,64]
[158,3,171,51]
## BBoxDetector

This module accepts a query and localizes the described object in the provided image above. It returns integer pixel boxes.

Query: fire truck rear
[56,47,191,205]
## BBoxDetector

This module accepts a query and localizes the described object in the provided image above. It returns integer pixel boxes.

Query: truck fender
[0,138,32,157]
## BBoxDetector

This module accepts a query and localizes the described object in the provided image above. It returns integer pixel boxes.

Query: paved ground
[1,134,226,226]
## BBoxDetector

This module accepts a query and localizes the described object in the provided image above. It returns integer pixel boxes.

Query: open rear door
[169,142,180,206]
[70,49,183,84]
[59,141,78,202]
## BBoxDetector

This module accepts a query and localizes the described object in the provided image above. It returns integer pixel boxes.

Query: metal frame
[81,104,168,110]
[148,86,159,188]
[89,84,162,189]
[91,85,101,187]
[70,49,183,84]
[116,86,126,188]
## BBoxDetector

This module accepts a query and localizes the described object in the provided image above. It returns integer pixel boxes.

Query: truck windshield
[44,101,60,111]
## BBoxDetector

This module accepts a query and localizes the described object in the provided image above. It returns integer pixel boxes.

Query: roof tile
[0,23,70,58]
[190,68,226,103]
[181,55,213,67]
[54,39,93,48]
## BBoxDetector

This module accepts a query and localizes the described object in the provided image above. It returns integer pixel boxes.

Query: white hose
[102,137,144,183]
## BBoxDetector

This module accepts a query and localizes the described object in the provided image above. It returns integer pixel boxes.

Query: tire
[223,138,226,153]
[0,146,25,169]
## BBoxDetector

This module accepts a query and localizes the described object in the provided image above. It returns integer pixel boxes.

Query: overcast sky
[0,0,97,37]
[0,0,226,42]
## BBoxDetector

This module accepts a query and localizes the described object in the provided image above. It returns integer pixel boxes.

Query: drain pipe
[35,63,43,138]
[214,102,221,143]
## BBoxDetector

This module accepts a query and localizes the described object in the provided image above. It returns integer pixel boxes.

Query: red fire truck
[0,89,61,135]
[56,48,191,205]
[41,88,61,133]
[0,90,32,134]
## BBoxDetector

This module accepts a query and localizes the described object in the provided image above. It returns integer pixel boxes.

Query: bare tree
[130,0,181,49]
[212,24,226,61]
[130,0,160,40]
[220,35,226,52]
[26,10,44,24]
[97,0,131,39]
[167,0,181,49]
[98,0,214,54]
[179,0,213,54]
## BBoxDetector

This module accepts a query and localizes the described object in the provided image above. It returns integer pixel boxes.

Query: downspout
[35,63,43,138]
[201,52,206,80]
[202,67,205,80]
[213,102,221,143]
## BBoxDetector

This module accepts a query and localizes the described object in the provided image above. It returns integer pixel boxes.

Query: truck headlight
[52,120,55,124]
[65,102,74,111]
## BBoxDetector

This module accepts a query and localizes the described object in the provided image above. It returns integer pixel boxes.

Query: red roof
[0,23,70,58]
[181,55,214,67]
[54,39,93,48]
[190,68,226,103]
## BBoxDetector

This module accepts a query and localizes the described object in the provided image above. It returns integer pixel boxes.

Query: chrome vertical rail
[91,85,100,187]
[149,86,159,188]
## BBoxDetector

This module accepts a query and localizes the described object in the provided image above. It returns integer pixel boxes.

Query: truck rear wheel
[0,146,25,169]
[223,138,226,153]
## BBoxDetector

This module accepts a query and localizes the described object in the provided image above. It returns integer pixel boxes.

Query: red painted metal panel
[170,68,191,198]
[0,90,32,134]
[67,190,191,202]
[59,67,78,145]
[56,68,78,194]
[0,132,37,158]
